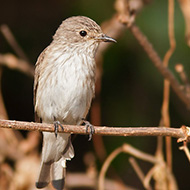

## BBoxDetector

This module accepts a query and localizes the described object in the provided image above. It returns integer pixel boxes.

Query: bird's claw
[82,120,95,141]
[53,121,64,138]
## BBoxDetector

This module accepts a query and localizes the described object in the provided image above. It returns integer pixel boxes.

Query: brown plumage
[34,16,116,190]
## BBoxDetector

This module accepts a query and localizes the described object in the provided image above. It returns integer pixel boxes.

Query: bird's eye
[79,30,87,37]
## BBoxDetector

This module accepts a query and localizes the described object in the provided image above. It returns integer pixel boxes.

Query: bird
[34,16,116,190]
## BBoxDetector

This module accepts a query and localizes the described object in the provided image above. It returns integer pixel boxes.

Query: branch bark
[0,119,189,141]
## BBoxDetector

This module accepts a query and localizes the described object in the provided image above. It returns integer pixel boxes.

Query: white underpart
[35,47,95,125]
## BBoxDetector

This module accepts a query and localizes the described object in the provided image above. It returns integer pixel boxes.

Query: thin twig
[0,68,8,119]
[129,157,145,183]
[66,172,130,190]
[122,144,157,163]
[179,142,190,162]
[99,143,180,190]
[175,63,190,96]
[0,53,34,77]
[178,0,190,47]
[175,64,190,86]
[163,0,176,68]
[144,165,158,189]
[98,143,161,190]
[129,157,152,190]
[98,147,123,190]
[0,25,30,62]
[162,0,176,171]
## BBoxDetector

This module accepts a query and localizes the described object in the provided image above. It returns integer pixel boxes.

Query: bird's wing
[33,48,47,122]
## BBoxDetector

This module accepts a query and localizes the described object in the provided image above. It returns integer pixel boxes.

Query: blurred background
[0,0,190,189]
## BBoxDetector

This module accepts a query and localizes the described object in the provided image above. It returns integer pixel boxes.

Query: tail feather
[51,158,66,190]
[62,139,74,160]
[36,162,51,188]
[36,132,74,189]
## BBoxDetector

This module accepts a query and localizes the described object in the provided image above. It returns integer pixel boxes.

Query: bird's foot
[53,121,64,138]
[82,119,95,141]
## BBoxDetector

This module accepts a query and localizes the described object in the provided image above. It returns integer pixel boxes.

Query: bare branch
[0,25,30,62]
[162,0,176,171]
[175,64,190,86]
[66,172,131,190]
[0,68,8,119]
[99,143,179,190]
[178,0,190,47]
[0,53,34,77]
[0,119,189,141]
[175,63,190,96]
[128,24,190,108]
[98,147,123,190]
[129,157,153,190]
[179,142,190,162]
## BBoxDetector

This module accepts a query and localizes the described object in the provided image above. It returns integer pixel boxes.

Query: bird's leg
[53,119,64,138]
[82,119,95,141]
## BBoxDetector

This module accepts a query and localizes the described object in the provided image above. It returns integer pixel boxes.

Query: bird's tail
[36,132,74,190]
[36,161,51,188]
[36,158,66,189]
[51,158,66,189]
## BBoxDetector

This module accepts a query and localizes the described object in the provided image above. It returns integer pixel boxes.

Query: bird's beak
[95,34,117,43]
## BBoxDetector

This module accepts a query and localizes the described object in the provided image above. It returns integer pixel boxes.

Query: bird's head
[53,16,116,54]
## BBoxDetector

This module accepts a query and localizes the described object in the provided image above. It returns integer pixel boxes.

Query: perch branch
[0,119,189,141]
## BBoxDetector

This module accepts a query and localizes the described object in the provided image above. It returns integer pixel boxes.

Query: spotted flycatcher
[34,16,116,190]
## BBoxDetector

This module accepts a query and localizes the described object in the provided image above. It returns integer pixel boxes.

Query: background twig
[128,24,190,108]
[0,54,34,77]
[162,0,176,171]
[0,25,30,62]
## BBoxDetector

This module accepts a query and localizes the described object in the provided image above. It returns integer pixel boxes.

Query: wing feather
[33,48,47,122]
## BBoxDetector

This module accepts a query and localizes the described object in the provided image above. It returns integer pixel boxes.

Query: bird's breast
[35,53,96,124]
